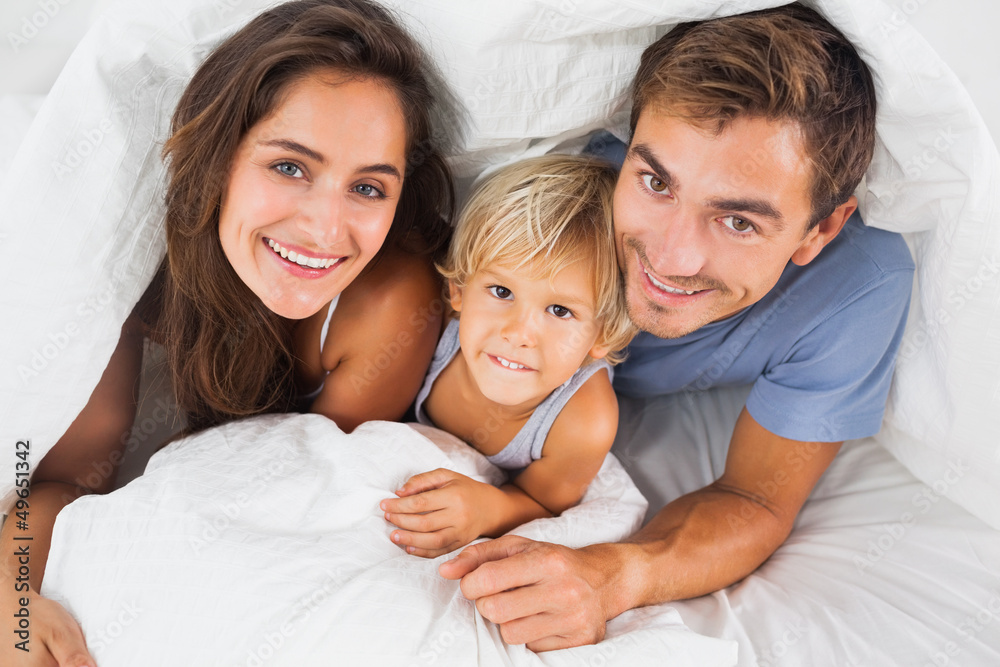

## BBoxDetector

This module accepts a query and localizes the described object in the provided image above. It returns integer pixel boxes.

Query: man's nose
[647,212,708,278]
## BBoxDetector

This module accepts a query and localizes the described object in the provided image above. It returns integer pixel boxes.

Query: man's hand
[381,469,501,558]
[438,535,622,651]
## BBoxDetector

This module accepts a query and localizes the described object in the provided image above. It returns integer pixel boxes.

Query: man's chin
[626,300,705,340]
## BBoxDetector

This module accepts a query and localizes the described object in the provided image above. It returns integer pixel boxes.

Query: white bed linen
[40,416,738,666]
[1,0,999,529]
[614,385,1000,667]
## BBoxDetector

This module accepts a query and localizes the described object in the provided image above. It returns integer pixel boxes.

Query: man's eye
[641,173,669,194]
[488,285,512,299]
[275,162,303,178]
[721,216,754,234]
[547,304,572,319]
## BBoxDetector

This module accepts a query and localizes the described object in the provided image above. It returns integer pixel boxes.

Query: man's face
[614,110,828,339]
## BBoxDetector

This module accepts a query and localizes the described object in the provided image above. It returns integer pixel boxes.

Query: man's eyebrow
[629,141,786,228]
[628,143,677,191]
[259,138,402,180]
[706,196,785,228]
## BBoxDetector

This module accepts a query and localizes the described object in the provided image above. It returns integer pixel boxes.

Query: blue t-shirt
[586,132,915,443]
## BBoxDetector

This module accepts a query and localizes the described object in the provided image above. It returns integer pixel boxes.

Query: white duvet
[41,416,737,666]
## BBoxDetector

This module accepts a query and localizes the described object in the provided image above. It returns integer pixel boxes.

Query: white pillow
[1,0,997,528]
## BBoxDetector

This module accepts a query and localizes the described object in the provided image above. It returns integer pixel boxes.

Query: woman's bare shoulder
[338,247,443,314]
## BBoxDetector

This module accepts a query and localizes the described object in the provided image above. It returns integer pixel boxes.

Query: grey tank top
[414,319,612,470]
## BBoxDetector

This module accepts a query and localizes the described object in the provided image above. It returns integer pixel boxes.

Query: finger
[438,535,534,583]
[406,545,457,559]
[391,527,457,551]
[482,596,604,650]
[385,508,449,532]
[474,581,551,625]
[395,468,457,496]
[42,608,96,667]
[381,489,448,516]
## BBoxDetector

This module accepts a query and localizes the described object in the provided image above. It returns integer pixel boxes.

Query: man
[439,3,914,651]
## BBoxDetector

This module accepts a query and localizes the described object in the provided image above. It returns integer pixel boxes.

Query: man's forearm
[589,483,793,617]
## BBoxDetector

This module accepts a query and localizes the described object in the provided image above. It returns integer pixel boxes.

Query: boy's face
[614,111,840,339]
[449,261,609,411]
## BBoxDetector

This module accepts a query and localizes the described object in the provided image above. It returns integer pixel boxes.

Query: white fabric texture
[613,385,1000,667]
[0,0,997,526]
[40,416,737,666]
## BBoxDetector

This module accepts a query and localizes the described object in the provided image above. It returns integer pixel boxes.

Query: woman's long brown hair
[158,0,454,432]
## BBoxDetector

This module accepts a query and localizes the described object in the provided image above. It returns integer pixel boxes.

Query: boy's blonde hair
[440,154,637,365]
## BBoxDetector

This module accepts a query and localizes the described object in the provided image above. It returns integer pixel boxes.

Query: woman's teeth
[496,355,527,370]
[267,239,339,269]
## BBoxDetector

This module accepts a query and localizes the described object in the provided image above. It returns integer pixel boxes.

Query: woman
[0,1,452,664]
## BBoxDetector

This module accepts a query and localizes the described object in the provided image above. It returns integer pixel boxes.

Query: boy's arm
[382,370,618,557]
[507,369,618,515]
[439,408,841,651]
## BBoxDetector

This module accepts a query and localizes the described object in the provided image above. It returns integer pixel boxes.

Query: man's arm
[439,407,841,651]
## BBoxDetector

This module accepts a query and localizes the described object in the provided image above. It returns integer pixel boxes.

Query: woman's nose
[298,191,345,248]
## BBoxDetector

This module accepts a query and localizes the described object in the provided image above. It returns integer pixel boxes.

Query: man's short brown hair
[629,3,877,228]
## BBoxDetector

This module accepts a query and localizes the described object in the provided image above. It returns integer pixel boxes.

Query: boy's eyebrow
[259,138,402,180]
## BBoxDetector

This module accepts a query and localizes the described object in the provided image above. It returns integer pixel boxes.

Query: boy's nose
[501,309,538,347]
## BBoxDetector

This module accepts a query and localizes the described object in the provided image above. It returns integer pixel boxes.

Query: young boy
[380,155,637,557]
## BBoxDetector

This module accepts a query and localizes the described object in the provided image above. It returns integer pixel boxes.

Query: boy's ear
[587,340,611,361]
[448,279,463,313]
[790,195,856,267]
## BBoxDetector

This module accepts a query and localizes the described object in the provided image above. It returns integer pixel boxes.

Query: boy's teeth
[497,356,526,370]
[267,239,337,269]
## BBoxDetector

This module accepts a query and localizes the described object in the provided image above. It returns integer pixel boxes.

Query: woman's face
[219,71,408,320]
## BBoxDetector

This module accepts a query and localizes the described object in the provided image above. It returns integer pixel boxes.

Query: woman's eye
[547,304,573,319]
[353,183,385,199]
[488,285,512,300]
[721,216,755,234]
[275,162,303,178]
[641,173,669,194]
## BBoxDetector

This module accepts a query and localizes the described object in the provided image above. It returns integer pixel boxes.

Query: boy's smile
[449,261,610,414]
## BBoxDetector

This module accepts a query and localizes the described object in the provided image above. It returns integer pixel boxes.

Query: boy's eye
[547,304,572,319]
[488,285,512,300]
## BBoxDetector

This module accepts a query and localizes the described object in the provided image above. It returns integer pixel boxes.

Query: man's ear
[448,279,463,313]
[790,195,857,267]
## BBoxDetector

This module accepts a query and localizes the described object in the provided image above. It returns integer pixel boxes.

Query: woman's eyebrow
[260,138,325,163]
[258,138,401,180]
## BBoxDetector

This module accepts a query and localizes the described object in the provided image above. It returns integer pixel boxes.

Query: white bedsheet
[41,416,737,666]
[614,385,1000,667]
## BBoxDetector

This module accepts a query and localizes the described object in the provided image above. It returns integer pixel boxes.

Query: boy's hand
[380,469,500,558]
